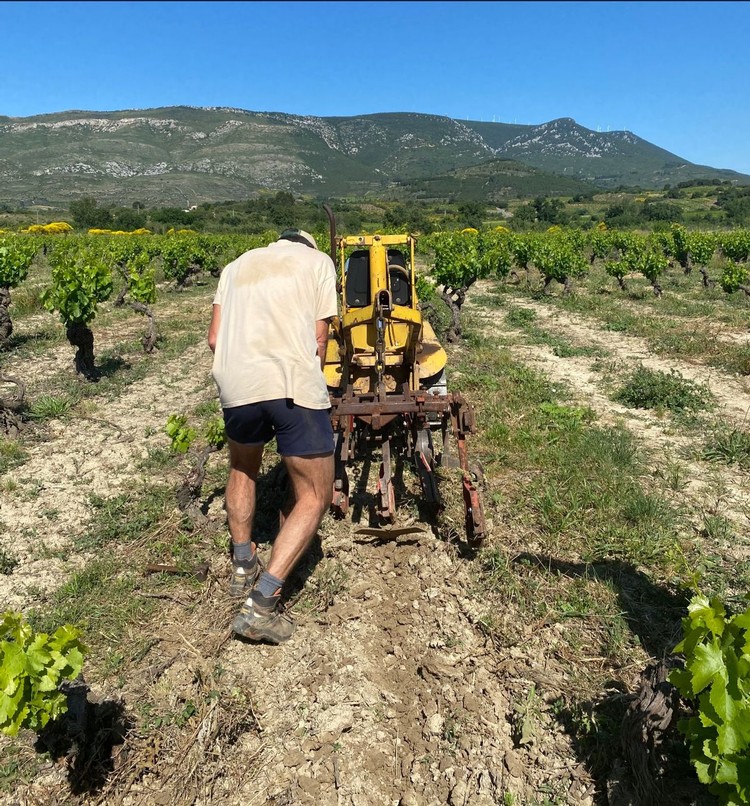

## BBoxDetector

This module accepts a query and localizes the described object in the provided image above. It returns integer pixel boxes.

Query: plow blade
[353,526,428,540]
[329,388,486,546]
[463,476,486,546]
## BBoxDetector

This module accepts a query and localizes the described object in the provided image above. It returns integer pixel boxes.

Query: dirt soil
[2,281,735,805]
[0,339,214,611]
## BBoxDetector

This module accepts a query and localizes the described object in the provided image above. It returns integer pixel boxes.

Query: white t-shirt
[211,240,338,410]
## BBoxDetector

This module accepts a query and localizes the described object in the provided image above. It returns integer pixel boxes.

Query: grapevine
[720,261,750,297]
[42,241,113,380]
[165,414,197,454]
[0,236,38,345]
[0,611,87,737]
[531,232,588,295]
[167,413,227,511]
[670,594,750,805]
[427,230,487,342]
[110,246,159,352]
[688,231,719,288]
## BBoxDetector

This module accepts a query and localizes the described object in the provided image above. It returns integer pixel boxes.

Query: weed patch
[613,366,713,413]
[27,393,78,421]
[457,312,695,704]
[537,402,595,432]
[294,557,349,615]
[529,426,686,572]
[702,425,750,468]
[77,486,175,550]
[709,343,750,377]
[505,306,537,327]
[0,743,46,795]
[0,546,18,575]
[27,559,155,651]
[0,438,26,474]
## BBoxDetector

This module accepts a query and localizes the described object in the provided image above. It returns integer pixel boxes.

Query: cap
[278,228,318,250]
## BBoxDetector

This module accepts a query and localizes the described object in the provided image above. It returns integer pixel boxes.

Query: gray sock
[233,541,255,565]
[255,571,284,599]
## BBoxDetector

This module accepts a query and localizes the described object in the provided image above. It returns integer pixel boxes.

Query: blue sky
[2,1,749,174]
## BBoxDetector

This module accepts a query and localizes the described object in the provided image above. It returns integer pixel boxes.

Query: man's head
[278,229,318,250]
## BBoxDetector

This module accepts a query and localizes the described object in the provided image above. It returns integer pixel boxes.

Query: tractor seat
[389,266,411,306]
[387,249,411,306]
[345,250,370,307]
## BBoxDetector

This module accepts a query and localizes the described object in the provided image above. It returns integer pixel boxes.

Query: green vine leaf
[689,639,727,693]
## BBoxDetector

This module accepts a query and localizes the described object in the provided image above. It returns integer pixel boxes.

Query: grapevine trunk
[0,374,25,437]
[128,301,158,353]
[176,444,221,511]
[66,322,98,381]
[0,287,12,344]
[440,287,464,343]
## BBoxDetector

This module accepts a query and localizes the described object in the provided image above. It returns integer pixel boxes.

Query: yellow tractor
[322,206,485,545]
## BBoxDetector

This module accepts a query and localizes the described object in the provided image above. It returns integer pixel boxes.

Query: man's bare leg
[279,472,294,531]
[225,439,264,550]
[226,440,264,595]
[266,452,334,581]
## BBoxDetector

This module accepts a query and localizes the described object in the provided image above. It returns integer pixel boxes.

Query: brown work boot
[228,556,263,598]
[231,597,295,644]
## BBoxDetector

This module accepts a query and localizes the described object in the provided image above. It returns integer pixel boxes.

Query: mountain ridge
[0,106,747,207]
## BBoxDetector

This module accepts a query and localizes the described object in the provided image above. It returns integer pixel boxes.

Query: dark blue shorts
[223,399,334,457]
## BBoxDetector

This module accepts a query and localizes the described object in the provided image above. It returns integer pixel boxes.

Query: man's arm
[316,318,331,370]
[208,304,221,354]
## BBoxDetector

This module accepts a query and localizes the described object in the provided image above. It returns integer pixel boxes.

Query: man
[208,228,337,644]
